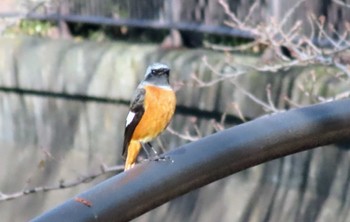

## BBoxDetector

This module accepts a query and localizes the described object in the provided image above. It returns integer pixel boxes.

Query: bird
[122,63,176,171]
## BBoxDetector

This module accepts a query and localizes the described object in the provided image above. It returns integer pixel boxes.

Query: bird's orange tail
[124,140,142,171]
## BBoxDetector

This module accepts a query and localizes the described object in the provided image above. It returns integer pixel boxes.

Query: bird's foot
[143,155,174,164]
[153,155,173,163]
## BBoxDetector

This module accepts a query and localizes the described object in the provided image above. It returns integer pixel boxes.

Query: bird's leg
[144,142,172,163]
[144,142,160,160]
[146,142,158,156]
[141,143,151,159]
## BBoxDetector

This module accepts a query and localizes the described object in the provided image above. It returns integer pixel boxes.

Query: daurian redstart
[122,63,176,171]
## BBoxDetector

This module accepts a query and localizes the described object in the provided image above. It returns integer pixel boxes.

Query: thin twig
[230,79,282,113]
[0,164,124,201]
[218,0,243,27]
[280,0,305,29]
[243,0,260,26]
[232,102,247,122]
[191,57,246,88]
[266,84,278,111]
[283,96,302,108]
[167,126,200,142]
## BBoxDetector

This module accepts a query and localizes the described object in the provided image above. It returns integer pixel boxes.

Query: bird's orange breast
[132,85,176,142]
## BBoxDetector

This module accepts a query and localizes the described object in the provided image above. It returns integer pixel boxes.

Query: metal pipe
[0,12,337,47]
[31,99,350,222]
[0,12,253,38]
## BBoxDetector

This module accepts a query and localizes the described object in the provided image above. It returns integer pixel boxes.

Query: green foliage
[67,22,169,43]
[5,18,258,50]
[205,34,250,47]
[6,20,54,36]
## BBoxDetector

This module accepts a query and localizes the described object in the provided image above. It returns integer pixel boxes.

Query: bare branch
[211,119,225,132]
[230,79,282,113]
[218,0,243,27]
[191,57,246,88]
[266,84,278,111]
[333,60,350,77]
[215,0,350,78]
[231,102,247,122]
[167,126,200,142]
[307,13,316,42]
[283,95,302,108]
[243,0,260,26]
[280,0,305,29]
[0,164,124,201]
[324,90,350,102]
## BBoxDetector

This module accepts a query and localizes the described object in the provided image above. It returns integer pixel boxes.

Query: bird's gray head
[145,63,169,77]
[143,63,171,88]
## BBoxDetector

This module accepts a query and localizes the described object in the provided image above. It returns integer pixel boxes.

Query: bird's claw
[142,155,174,163]
[153,155,173,163]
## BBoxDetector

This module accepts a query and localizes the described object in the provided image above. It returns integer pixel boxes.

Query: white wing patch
[126,111,135,127]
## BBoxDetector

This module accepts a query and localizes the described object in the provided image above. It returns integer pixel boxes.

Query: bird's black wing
[122,87,146,158]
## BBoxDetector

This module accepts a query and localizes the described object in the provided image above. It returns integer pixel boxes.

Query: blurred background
[0,0,350,221]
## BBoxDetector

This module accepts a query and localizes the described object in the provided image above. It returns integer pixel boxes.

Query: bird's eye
[151,69,156,75]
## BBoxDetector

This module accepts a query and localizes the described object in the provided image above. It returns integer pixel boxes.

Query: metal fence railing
[0,0,349,46]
